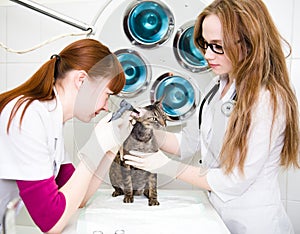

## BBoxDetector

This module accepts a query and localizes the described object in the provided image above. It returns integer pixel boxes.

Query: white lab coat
[0,89,71,227]
[179,76,294,234]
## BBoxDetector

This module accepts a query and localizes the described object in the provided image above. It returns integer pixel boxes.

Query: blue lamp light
[124,1,174,47]
[151,73,197,121]
[115,49,150,97]
[174,22,209,72]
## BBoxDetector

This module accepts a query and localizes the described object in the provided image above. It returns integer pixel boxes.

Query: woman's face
[74,77,113,122]
[202,14,233,75]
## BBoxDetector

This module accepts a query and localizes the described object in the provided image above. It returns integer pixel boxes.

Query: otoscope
[108,99,140,122]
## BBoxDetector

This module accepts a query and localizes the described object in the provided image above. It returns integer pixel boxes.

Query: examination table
[61,189,230,234]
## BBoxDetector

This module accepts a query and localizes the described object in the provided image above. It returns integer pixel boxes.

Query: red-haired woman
[0,38,132,233]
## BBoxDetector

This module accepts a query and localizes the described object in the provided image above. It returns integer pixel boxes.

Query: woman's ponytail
[0,57,57,133]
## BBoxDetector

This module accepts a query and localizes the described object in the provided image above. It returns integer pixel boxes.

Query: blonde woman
[125,0,300,233]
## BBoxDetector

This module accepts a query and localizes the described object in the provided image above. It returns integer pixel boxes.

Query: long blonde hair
[0,39,125,133]
[194,0,299,174]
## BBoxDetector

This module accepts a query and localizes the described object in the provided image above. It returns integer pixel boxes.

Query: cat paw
[123,195,134,203]
[148,199,160,206]
[112,190,123,197]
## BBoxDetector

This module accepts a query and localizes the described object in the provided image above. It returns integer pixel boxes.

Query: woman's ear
[75,70,88,89]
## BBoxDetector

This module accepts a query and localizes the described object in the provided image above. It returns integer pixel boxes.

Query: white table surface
[63,189,230,234]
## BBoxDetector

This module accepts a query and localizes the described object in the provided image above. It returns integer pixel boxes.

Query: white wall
[0,0,300,233]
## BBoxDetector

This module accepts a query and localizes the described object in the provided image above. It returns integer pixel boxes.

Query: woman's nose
[96,100,108,113]
[101,103,108,112]
[204,47,215,60]
[102,101,109,112]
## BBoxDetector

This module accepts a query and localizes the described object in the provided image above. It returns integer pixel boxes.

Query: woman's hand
[124,150,171,173]
[124,150,182,179]
[95,112,133,154]
[78,111,133,172]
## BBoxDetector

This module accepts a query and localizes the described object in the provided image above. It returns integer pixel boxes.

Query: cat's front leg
[146,173,160,206]
[121,160,134,203]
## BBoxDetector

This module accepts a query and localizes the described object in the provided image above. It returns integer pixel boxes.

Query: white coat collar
[42,87,63,126]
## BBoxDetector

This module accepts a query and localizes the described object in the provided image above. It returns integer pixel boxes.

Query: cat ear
[154,97,173,122]
[154,94,166,108]
[165,114,173,122]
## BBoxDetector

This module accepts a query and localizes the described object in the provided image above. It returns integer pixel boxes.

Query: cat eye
[146,117,158,121]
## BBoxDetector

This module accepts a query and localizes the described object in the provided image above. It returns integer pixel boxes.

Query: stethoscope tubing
[198,81,220,129]
[198,80,237,129]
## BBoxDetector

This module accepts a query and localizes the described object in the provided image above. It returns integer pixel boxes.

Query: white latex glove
[78,112,133,172]
[94,111,133,153]
[124,150,182,178]
[94,112,133,154]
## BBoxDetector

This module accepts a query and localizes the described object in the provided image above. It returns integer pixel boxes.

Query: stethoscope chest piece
[199,80,237,128]
[221,100,236,117]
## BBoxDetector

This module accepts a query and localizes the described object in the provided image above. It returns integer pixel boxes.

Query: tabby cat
[109,100,169,206]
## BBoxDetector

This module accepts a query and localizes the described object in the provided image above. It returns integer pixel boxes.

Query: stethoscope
[198,80,237,129]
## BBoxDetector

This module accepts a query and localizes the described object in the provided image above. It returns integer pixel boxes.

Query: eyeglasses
[196,37,224,55]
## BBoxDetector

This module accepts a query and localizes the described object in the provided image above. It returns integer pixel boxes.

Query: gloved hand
[124,150,182,179]
[94,112,133,154]
[78,112,133,172]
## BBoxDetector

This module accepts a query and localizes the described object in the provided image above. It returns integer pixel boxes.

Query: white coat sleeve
[176,77,220,160]
[0,101,53,180]
[206,90,286,202]
[176,109,201,159]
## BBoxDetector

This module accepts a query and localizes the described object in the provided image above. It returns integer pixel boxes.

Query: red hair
[0,39,125,133]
